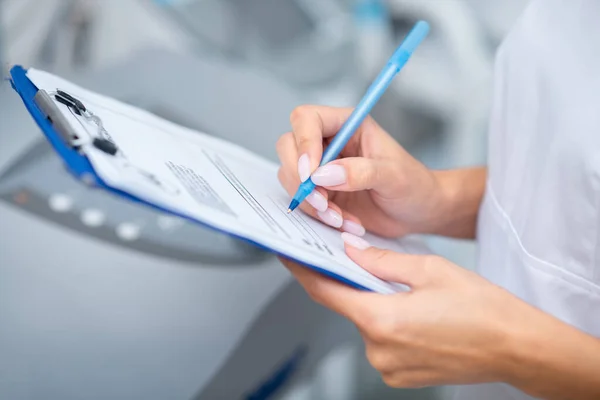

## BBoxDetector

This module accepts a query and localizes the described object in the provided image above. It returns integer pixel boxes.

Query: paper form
[26,68,430,294]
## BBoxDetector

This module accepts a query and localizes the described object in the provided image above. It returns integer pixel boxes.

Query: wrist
[419,167,486,238]
[418,170,455,232]
[494,305,549,389]
[398,169,451,236]
[432,169,459,217]
[498,304,600,399]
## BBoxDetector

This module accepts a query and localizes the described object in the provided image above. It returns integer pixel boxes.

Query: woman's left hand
[279,236,545,389]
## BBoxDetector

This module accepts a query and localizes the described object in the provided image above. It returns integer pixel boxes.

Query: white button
[157,215,183,231]
[48,194,73,213]
[80,209,106,227]
[116,223,141,241]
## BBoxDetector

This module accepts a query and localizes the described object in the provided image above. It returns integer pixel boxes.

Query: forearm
[426,167,487,239]
[503,310,600,400]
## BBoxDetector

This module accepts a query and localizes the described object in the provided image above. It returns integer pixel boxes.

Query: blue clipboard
[9,65,372,292]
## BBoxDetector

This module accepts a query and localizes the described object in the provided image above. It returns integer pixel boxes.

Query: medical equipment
[464,0,530,47]
[1,0,62,68]
[0,50,362,400]
[152,0,353,87]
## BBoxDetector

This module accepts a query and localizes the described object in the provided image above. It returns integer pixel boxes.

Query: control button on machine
[116,223,141,241]
[48,193,73,213]
[80,208,106,227]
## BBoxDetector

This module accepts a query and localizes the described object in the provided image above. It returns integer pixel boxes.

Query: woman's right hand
[276,105,448,238]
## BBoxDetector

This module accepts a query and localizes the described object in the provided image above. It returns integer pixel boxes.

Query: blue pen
[287,20,430,213]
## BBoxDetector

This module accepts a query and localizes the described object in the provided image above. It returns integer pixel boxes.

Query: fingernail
[341,232,371,250]
[342,220,366,236]
[311,165,347,187]
[298,153,311,182]
[317,208,343,228]
[306,191,328,212]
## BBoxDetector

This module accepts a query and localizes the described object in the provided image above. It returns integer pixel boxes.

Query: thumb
[342,233,432,289]
[312,157,400,198]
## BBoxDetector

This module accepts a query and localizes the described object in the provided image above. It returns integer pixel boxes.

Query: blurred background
[0,1,529,399]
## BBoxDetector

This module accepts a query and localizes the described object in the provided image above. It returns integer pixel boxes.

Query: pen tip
[287,199,300,213]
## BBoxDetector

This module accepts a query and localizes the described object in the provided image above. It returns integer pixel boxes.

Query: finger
[381,372,425,389]
[276,131,299,177]
[341,237,432,289]
[364,342,399,375]
[312,201,365,235]
[278,166,345,225]
[279,168,366,234]
[312,158,399,198]
[340,212,366,237]
[278,167,329,214]
[289,105,358,180]
[277,136,366,234]
[279,257,379,322]
[277,134,330,213]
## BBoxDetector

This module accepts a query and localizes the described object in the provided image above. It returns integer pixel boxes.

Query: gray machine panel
[0,50,361,400]
[1,48,302,265]
[0,139,267,265]
[154,0,354,87]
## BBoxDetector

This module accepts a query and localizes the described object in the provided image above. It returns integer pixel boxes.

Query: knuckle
[365,346,393,373]
[371,249,394,268]
[369,319,395,343]
[382,374,400,388]
[345,162,368,189]
[297,135,312,152]
[275,132,294,154]
[363,114,378,131]
[304,279,326,305]
[309,291,328,309]
[360,310,395,343]
[289,105,313,125]
[277,168,292,190]
[382,373,414,388]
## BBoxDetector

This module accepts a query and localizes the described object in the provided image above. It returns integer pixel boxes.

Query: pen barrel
[291,19,428,209]
[320,65,397,165]
[320,21,429,166]
[388,20,429,66]
[294,179,316,202]
[394,20,430,56]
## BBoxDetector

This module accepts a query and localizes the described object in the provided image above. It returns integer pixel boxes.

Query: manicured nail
[342,220,366,236]
[311,165,347,187]
[298,153,311,182]
[306,191,328,212]
[317,208,343,228]
[341,232,371,250]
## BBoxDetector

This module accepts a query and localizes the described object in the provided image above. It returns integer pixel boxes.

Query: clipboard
[8,65,377,292]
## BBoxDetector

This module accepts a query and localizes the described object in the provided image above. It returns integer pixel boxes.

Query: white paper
[27,68,430,294]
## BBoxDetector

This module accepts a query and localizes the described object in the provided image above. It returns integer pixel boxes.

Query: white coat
[452,0,600,398]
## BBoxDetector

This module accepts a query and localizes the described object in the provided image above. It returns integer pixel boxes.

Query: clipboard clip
[53,89,119,155]
[34,88,180,195]
[34,89,116,155]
